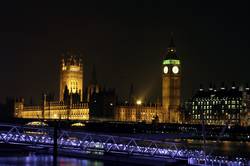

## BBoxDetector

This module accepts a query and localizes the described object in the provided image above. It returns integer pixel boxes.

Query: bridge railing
[0,123,249,166]
[0,124,199,158]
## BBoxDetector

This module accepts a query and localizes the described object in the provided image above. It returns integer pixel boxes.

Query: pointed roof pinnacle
[169,32,175,48]
[90,64,97,85]
[164,33,178,60]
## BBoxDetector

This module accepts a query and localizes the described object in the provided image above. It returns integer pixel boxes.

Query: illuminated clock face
[172,66,179,74]
[163,66,168,74]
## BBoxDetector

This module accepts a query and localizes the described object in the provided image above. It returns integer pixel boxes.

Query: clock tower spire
[162,34,181,123]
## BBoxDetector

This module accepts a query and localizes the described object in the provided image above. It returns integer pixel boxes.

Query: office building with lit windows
[184,83,250,126]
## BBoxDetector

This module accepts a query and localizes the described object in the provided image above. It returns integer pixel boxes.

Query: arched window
[70,80,78,93]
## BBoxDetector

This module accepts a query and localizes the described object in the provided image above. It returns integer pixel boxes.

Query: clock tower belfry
[162,35,181,123]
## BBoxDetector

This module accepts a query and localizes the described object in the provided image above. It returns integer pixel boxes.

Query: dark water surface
[0,153,104,166]
[182,140,250,159]
[0,140,249,166]
[0,152,153,166]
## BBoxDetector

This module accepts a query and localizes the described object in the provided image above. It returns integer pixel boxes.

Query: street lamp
[136,100,142,105]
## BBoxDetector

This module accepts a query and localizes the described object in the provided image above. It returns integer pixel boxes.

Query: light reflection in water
[0,153,104,166]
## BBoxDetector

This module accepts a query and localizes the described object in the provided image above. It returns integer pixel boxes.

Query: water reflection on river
[181,139,250,159]
[0,153,104,166]
[0,140,249,165]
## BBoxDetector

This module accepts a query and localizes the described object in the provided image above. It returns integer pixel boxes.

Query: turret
[14,98,24,118]
[87,64,100,102]
[59,50,83,102]
[162,33,181,123]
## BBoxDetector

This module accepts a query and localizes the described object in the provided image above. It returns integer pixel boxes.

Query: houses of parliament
[14,36,181,123]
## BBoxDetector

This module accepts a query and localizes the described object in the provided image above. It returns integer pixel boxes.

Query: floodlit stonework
[115,35,181,123]
[14,52,89,121]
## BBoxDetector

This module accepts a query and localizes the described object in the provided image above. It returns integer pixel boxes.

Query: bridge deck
[0,123,248,166]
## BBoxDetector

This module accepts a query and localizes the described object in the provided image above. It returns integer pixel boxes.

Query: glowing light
[172,66,179,74]
[162,59,180,65]
[163,66,168,74]
[69,66,80,72]
[136,100,142,105]
[53,114,58,118]
[71,122,85,127]
[26,121,48,126]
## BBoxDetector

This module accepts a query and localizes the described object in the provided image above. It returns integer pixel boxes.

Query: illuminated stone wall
[162,63,181,123]
[14,101,89,120]
[59,55,83,101]
[115,106,166,123]
[162,39,181,123]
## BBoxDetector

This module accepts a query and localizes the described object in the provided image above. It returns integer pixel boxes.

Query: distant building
[184,83,250,126]
[162,34,181,123]
[115,103,164,123]
[89,88,116,120]
[14,51,89,121]
[59,52,83,101]
[87,65,100,103]
[14,97,89,120]
[87,65,117,120]
[115,34,181,123]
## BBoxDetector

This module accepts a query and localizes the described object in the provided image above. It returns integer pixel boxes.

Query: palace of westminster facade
[14,36,250,126]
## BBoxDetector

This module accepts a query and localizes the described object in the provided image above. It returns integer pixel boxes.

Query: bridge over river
[0,123,248,166]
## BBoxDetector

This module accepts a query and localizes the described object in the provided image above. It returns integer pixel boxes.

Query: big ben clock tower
[162,35,181,123]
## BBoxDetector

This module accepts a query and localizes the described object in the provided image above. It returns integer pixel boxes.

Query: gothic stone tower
[87,65,100,102]
[162,35,181,123]
[59,52,83,102]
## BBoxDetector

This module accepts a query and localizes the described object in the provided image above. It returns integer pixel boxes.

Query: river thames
[0,153,105,166]
[0,140,249,166]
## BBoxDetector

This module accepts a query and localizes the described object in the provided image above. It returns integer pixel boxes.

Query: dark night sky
[0,1,249,103]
